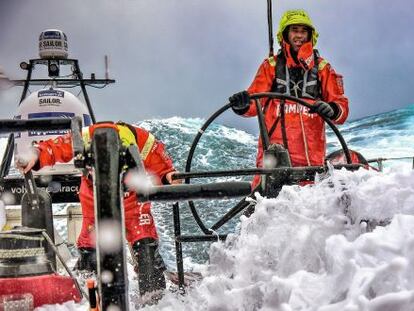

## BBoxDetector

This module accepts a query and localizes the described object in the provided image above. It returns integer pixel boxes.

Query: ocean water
[1,105,414,310]
[326,104,414,170]
[139,106,414,269]
[138,117,257,267]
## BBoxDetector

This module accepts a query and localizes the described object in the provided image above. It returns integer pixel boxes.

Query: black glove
[229,90,251,115]
[312,101,336,119]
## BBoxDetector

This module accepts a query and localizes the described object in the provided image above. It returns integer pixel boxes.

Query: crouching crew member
[16,121,181,298]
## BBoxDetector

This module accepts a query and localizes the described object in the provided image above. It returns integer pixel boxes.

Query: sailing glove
[312,101,339,119]
[229,90,251,115]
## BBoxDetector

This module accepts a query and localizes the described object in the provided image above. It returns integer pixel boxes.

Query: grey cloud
[0,0,412,134]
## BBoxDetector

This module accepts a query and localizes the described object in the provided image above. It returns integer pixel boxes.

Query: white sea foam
[142,168,414,310]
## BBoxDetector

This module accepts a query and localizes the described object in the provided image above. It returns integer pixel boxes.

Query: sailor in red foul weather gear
[16,121,181,297]
[229,9,349,187]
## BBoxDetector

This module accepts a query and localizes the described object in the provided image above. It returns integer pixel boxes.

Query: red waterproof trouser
[76,176,158,248]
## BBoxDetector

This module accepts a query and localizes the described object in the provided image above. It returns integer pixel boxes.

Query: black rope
[185,104,232,234]
[255,99,270,151]
[268,116,280,138]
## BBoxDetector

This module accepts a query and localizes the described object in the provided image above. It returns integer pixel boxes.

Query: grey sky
[0,0,412,134]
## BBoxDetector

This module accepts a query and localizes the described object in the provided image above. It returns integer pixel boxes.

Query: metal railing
[367,156,414,171]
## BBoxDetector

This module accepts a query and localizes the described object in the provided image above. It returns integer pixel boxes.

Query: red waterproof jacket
[244,41,349,168]
[34,124,175,247]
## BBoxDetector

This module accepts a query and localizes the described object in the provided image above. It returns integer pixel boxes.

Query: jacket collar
[282,40,315,71]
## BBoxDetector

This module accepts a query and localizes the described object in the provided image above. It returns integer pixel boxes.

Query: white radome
[39,29,68,59]
[14,88,91,175]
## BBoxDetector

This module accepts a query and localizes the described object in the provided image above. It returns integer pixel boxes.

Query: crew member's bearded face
[287,25,311,52]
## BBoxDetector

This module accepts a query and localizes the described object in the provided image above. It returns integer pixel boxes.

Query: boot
[132,238,166,302]
[74,247,97,273]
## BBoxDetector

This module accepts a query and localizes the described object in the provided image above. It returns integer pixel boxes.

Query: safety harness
[272,49,321,99]
[263,49,327,165]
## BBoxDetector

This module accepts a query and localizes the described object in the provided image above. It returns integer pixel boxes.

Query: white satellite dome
[14,88,91,175]
[38,29,68,59]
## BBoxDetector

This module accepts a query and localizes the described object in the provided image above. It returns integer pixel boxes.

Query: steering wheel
[184,92,351,234]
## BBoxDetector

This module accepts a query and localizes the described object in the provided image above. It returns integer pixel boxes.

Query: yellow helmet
[277,9,319,46]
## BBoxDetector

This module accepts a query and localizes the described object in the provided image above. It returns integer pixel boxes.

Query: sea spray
[147,169,414,310]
